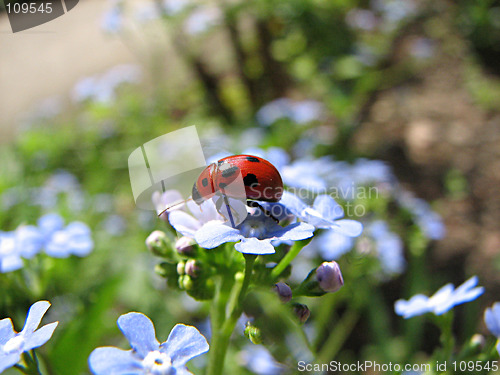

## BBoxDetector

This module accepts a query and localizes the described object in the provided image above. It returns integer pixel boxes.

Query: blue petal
[0,254,23,273]
[15,226,44,259]
[331,220,363,237]
[0,352,21,373]
[45,231,72,258]
[484,304,500,337]
[162,324,209,367]
[258,202,294,223]
[195,222,242,249]
[313,195,344,221]
[394,295,430,318]
[268,222,315,242]
[316,231,353,260]
[21,301,51,335]
[169,211,202,238]
[37,213,64,237]
[117,313,159,358]
[24,322,58,350]
[88,347,143,374]
[235,238,275,255]
[279,191,307,217]
[0,319,15,345]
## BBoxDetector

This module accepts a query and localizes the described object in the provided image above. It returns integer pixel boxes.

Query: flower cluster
[0,213,93,273]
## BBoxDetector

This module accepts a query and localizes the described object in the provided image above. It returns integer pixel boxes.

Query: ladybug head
[192,164,216,205]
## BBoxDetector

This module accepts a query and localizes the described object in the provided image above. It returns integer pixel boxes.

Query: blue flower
[311,230,354,261]
[485,303,500,337]
[89,312,209,375]
[0,226,44,273]
[45,222,94,258]
[395,276,484,318]
[240,345,284,375]
[396,190,445,240]
[368,220,405,274]
[195,209,315,255]
[168,199,225,239]
[0,301,58,373]
[256,98,324,126]
[280,192,363,236]
[484,303,500,355]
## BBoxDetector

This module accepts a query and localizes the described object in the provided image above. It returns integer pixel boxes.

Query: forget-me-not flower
[395,276,484,318]
[45,222,94,258]
[240,345,285,375]
[0,301,58,373]
[256,98,324,126]
[368,220,405,274]
[280,192,363,237]
[195,209,315,255]
[0,226,44,273]
[88,312,209,375]
[484,302,500,355]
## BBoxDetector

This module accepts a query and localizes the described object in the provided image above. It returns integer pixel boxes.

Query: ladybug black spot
[221,166,238,178]
[246,156,260,162]
[219,182,228,189]
[243,173,259,187]
[202,178,209,187]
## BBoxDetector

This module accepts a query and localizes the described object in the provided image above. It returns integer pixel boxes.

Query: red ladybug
[192,155,283,205]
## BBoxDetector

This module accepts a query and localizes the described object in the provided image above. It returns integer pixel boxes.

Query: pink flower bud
[273,282,292,303]
[316,261,344,293]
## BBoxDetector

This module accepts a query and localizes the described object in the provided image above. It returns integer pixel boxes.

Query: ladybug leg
[247,201,279,223]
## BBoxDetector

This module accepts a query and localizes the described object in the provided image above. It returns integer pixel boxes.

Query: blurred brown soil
[352,10,500,300]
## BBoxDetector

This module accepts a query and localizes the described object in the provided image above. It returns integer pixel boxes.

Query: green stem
[436,312,455,369]
[271,239,311,280]
[315,307,360,365]
[206,255,256,375]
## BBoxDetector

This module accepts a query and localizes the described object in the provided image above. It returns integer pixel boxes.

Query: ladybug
[192,154,283,206]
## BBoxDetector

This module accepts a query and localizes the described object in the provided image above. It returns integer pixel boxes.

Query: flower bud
[180,275,194,290]
[273,282,292,303]
[146,231,172,258]
[185,259,201,278]
[177,261,186,275]
[175,236,196,257]
[316,261,344,293]
[292,303,310,323]
[244,322,262,345]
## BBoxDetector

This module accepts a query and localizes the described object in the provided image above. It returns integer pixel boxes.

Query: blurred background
[1,0,500,373]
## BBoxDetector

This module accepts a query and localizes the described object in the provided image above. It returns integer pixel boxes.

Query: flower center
[142,350,173,375]
[239,217,267,239]
[3,335,25,354]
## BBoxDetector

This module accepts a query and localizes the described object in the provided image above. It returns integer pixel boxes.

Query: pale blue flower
[397,190,445,240]
[0,226,44,273]
[45,222,93,258]
[195,209,315,255]
[256,99,324,126]
[485,303,500,336]
[368,220,405,274]
[88,312,209,375]
[484,303,500,355]
[0,301,58,373]
[101,2,122,33]
[280,192,363,236]
[184,6,221,35]
[313,230,354,261]
[240,345,285,375]
[395,276,484,318]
